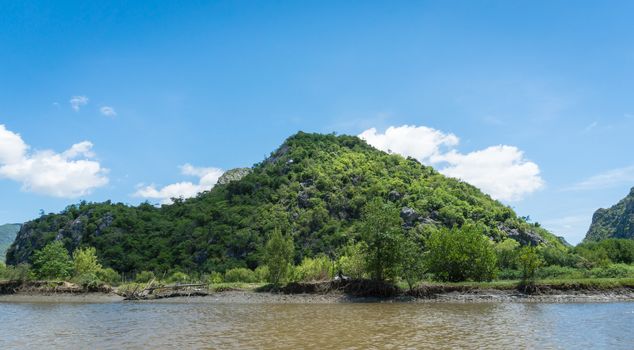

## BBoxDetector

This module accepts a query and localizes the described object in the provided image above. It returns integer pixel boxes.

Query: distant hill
[0,224,21,263]
[585,187,634,241]
[7,132,563,272]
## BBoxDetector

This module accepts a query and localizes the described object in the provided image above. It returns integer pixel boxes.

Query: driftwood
[121,280,209,300]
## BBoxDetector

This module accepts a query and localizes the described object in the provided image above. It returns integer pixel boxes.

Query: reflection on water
[1,300,633,349]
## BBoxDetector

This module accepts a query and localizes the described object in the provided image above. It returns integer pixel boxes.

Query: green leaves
[426,225,498,282]
[9,132,564,278]
[32,241,73,280]
[359,199,403,282]
[264,228,294,286]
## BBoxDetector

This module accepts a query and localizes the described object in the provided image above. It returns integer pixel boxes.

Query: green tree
[399,239,426,290]
[359,199,403,281]
[32,241,73,280]
[336,242,367,279]
[495,239,520,269]
[425,225,498,282]
[73,246,103,277]
[518,246,542,282]
[264,228,294,286]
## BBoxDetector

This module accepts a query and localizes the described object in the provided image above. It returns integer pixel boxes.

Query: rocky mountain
[0,224,21,263]
[585,187,634,241]
[7,132,563,273]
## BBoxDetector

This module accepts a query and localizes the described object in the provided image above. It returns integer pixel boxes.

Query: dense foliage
[585,187,634,241]
[425,225,498,282]
[358,199,403,281]
[264,229,294,285]
[6,132,565,281]
[32,241,73,280]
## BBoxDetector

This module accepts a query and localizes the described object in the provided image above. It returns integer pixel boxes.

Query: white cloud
[134,164,224,204]
[70,95,89,111]
[359,125,544,202]
[100,106,117,117]
[359,125,458,161]
[437,146,544,201]
[565,165,634,191]
[0,124,108,197]
[0,125,28,164]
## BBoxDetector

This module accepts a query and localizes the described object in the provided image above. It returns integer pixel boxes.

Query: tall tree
[359,199,403,281]
[264,228,294,286]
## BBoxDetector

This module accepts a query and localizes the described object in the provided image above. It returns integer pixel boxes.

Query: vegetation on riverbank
[2,133,634,299]
[7,132,565,273]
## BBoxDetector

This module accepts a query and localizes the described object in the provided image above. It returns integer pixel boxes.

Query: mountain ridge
[585,187,634,241]
[7,132,564,272]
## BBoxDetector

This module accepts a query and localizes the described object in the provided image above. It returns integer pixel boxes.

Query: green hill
[0,224,21,263]
[6,132,563,273]
[585,187,634,241]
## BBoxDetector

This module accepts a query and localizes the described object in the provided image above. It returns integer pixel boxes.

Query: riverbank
[2,289,633,304]
[2,278,634,303]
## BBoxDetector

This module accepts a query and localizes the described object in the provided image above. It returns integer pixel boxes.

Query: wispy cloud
[70,95,89,111]
[100,106,117,117]
[583,121,598,133]
[541,214,592,245]
[565,165,634,191]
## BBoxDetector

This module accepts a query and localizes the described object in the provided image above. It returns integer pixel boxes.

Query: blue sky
[1,1,634,244]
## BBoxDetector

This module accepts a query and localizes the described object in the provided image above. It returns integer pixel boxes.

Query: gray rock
[400,207,420,227]
[298,191,311,208]
[499,224,545,246]
[388,190,402,201]
[217,168,252,185]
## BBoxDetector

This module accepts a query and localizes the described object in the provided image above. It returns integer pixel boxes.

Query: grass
[209,282,266,292]
[406,277,634,291]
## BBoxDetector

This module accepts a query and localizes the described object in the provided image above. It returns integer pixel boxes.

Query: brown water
[1,298,633,349]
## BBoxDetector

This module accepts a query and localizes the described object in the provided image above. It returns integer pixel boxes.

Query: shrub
[209,271,224,284]
[32,241,73,280]
[497,269,522,280]
[336,243,367,279]
[518,246,543,282]
[540,246,579,267]
[97,268,121,285]
[254,266,269,282]
[292,256,334,282]
[73,247,103,277]
[425,225,498,282]
[135,271,155,283]
[495,239,520,269]
[587,264,634,278]
[1,263,32,282]
[76,272,101,290]
[264,229,294,285]
[536,265,582,279]
[224,267,257,283]
[166,271,190,284]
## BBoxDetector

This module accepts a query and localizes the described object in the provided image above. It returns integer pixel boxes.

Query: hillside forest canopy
[3,132,634,286]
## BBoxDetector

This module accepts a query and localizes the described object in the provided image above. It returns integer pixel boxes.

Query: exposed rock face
[6,211,116,265]
[585,187,634,241]
[498,224,545,246]
[400,207,420,227]
[0,224,21,263]
[217,168,252,185]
